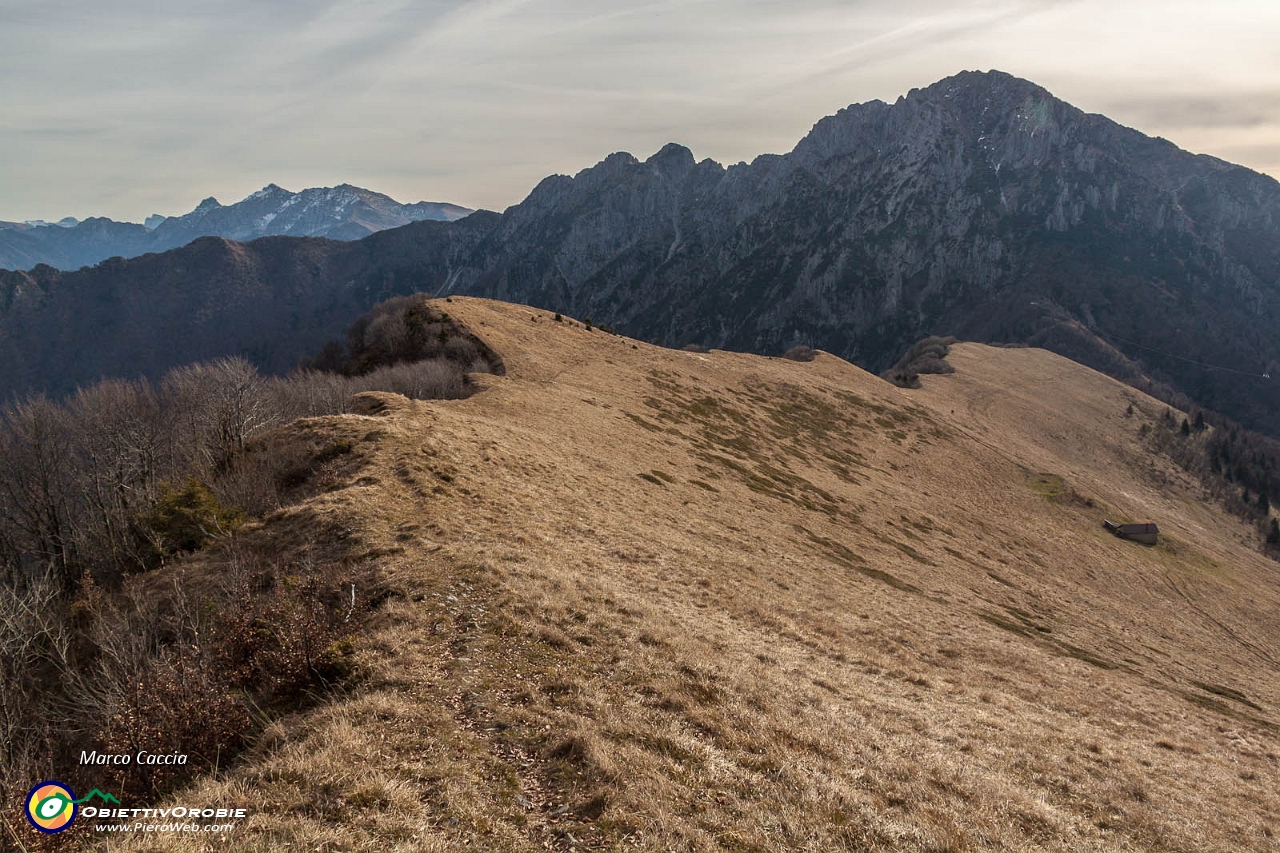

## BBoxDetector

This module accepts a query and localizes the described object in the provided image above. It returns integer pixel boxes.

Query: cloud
[0,0,1276,220]
[1095,94,1278,131]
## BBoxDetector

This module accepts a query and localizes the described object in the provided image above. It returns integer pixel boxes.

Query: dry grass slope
[80,299,1278,852]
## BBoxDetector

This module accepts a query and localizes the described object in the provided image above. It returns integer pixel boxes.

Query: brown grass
[60,299,1280,852]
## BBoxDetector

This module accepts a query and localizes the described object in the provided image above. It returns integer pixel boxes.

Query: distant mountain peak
[247,183,288,200]
[913,69,1058,113]
[598,152,641,172]
[646,143,696,175]
[912,68,1044,96]
[0,184,473,271]
[16,217,79,229]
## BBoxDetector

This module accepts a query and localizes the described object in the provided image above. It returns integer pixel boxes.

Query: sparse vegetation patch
[882,336,958,388]
[782,345,815,362]
[306,293,505,378]
[0,295,506,840]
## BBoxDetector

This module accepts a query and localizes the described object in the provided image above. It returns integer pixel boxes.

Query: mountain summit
[444,69,1280,432]
[148,183,472,246]
[0,184,472,271]
[2,70,1278,436]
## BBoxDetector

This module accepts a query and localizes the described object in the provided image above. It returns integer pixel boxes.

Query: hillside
[0,214,499,397]
[92,297,1278,852]
[3,71,1279,440]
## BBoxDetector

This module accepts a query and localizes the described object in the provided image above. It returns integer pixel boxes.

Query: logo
[22,781,244,836]
[25,781,77,834]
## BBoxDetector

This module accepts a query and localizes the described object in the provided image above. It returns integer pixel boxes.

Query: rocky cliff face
[444,71,1280,432]
[3,71,1279,435]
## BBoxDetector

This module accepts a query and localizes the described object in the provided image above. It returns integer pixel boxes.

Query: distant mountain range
[2,70,1278,437]
[0,184,472,271]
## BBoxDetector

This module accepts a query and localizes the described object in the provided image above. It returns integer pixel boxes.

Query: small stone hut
[1103,520,1159,546]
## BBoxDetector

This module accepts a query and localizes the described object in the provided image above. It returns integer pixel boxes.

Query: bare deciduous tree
[0,397,79,588]
[163,357,282,476]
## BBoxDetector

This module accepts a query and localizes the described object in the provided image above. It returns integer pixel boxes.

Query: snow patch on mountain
[0,184,473,271]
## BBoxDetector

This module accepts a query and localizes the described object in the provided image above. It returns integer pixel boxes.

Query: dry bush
[0,576,76,794]
[0,396,80,589]
[0,575,158,814]
[348,358,469,401]
[0,378,368,820]
[783,344,816,362]
[211,441,313,518]
[883,336,958,388]
[268,370,359,419]
[217,568,356,706]
[0,321,488,590]
[97,651,253,797]
[1,538,372,813]
[307,293,504,378]
[65,380,173,579]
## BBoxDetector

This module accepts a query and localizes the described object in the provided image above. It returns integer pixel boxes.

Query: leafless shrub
[98,650,252,797]
[348,359,469,401]
[268,370,358,418]
[65,380,171,578]
[163,357,283,476]
[0,295,504,820]
[307,293,504,377]
[2,537,370,808]
[0,347,481,595]
[783,345,816,362]
[0,397,80,588]
[883,336,958,388]
[218,574,353,705]
[0,574,74,793]
[213,439,311,517]
[213,431,356,518]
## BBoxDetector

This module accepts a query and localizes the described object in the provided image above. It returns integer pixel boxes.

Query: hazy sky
[3,0,1278,222]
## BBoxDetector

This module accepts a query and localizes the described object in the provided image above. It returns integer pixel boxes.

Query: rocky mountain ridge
[2,70,1278,436]
[0,184,472,271]
[451,71,1280,433]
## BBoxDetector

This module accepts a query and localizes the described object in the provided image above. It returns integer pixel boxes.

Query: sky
[2,0,1278,223]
